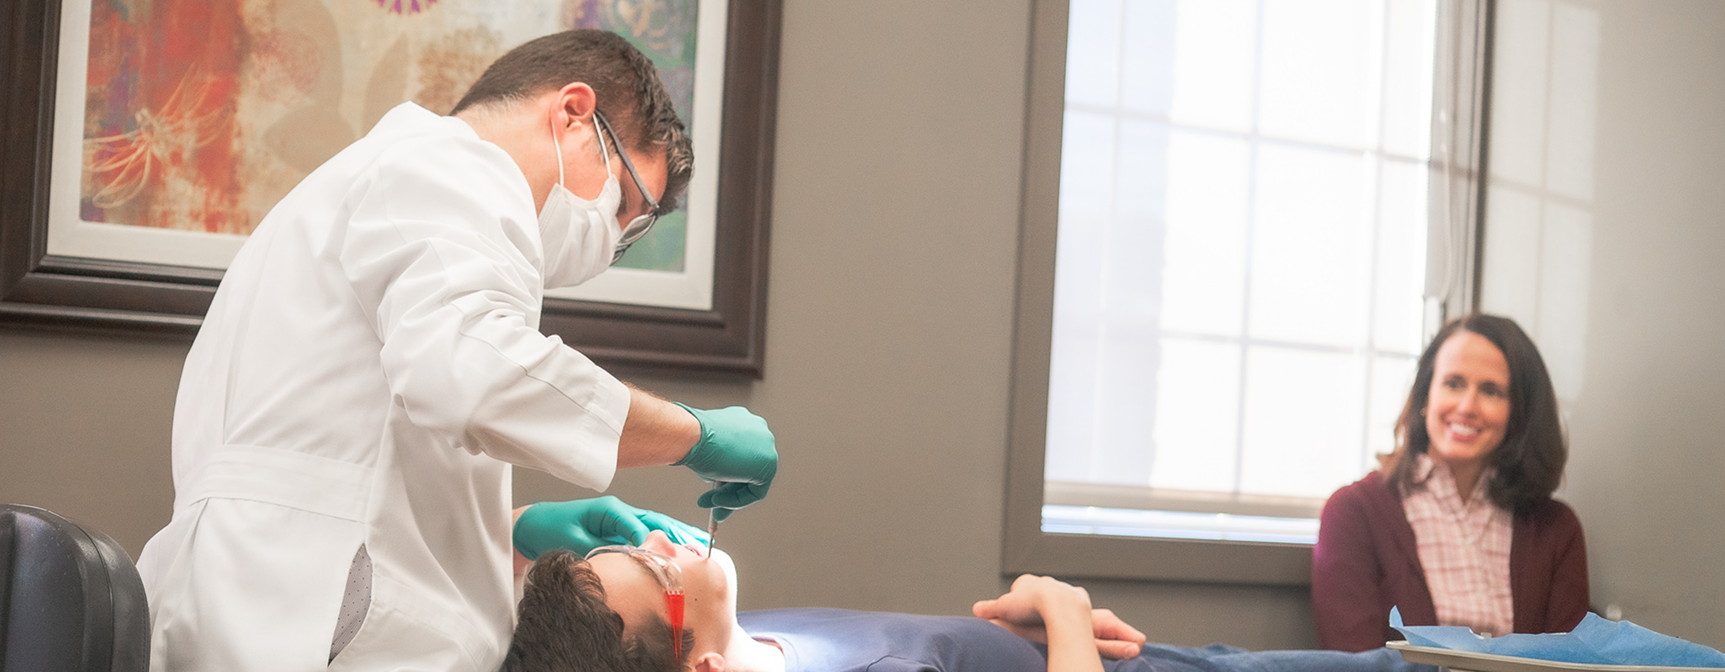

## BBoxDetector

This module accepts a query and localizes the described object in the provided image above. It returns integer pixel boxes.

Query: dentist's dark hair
[504,550,693,672]
[1379,314,1567,514]
[452,29,693,213]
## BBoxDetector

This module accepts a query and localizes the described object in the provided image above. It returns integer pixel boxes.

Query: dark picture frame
[0,0,778,378]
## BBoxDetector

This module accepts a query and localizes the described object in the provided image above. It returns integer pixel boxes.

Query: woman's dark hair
[503,550,694,672]
[1380,314,1566,513]
[451,29,693,213]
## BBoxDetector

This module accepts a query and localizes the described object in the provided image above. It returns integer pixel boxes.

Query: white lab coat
[135,103,631,672]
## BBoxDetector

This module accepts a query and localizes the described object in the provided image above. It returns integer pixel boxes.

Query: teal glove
[512,496,707,560]
[673,403,777,522]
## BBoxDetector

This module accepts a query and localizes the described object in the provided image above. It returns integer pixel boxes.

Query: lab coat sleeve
[337,136,627,491]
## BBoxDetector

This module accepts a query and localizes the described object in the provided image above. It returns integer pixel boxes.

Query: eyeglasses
[586,545,685,660]
[592,111,662,264]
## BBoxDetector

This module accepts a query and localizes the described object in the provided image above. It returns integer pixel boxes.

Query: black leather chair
[0,505,149,672]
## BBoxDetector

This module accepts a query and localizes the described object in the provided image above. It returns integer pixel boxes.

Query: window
[1003,0,1491,583]
[1477,0,1600,405]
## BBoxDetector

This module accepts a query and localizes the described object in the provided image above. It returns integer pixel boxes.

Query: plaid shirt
[1402,454,1515,637]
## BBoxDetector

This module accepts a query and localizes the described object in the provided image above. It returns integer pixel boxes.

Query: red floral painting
[79,0,700,252]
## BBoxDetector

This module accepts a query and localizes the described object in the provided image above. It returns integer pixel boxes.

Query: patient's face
[587,530,736,660]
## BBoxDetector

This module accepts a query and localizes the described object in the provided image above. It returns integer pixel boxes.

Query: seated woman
[503,531,1436,672]
[1312,314,1588,651]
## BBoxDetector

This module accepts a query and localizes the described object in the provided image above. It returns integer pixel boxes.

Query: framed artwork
[0,0,778,376]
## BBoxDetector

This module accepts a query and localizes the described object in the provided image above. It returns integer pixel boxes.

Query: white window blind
[1044,0,1440,544]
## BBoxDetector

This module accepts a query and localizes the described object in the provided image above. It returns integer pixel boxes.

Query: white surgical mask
[538,117,622,289]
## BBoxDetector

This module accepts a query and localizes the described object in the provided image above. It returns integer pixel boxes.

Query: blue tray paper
[1391,607,1725,668]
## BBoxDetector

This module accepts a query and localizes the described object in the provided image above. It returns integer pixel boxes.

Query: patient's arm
[973,575,1147,672]
[980,606,1146,660]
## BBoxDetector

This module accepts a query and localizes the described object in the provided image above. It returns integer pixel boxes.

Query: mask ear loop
[551,112,613,190]
[550,117,566,188]
[590,111,614,176]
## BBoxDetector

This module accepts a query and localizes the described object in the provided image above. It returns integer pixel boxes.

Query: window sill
[1001,522,1314,586]
[1042,505,1319,545]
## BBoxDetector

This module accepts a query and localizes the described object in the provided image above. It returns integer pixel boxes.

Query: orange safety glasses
[586,545,686,659]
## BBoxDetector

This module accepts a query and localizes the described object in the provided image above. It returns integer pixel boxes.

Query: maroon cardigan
[1311,471,1590,652]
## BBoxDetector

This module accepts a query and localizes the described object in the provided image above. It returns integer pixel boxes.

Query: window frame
[1001,0,1496,584]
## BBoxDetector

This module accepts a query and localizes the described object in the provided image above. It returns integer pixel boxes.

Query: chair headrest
[1,504,150,672]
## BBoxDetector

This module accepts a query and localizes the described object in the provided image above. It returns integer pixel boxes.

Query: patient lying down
[504,531,1434,672]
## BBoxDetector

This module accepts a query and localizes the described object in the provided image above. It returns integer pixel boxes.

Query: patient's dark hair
[1380,314,1567,514]
[451,29,693,213]
[504,550,694,672]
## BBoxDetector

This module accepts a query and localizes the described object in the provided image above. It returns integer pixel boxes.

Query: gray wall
[0,334,184,553]
[3,0,1724,653]
[1480,0,1725,648]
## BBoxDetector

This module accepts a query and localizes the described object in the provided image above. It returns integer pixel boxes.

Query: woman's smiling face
[1423,330,1512,476]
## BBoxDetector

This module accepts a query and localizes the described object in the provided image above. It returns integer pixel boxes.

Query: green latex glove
[512,496,707,560]
[673,403,777,522]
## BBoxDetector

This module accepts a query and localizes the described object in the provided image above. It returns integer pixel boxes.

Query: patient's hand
[973,575,1146,660]
[1087,608,1147,659]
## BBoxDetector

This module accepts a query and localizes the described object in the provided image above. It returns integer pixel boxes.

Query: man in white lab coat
[135,29,776,672]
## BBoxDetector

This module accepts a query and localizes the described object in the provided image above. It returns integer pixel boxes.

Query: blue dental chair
[0,504,149,672]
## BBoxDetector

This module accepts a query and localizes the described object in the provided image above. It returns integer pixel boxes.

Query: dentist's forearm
[616,385,701,468]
